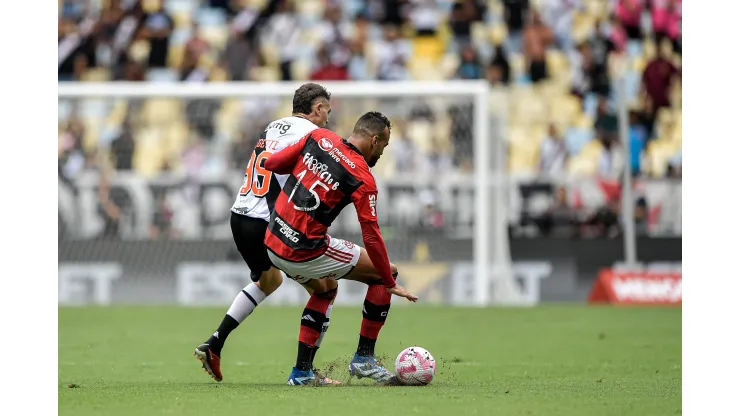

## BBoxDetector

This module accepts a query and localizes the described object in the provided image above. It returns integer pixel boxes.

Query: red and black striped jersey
[230,116,319,221]
[264,128,378,259]
[264,128,396,288]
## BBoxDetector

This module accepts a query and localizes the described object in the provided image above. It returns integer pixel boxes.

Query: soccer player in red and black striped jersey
[193,83,339,384]
[264,111,418,385]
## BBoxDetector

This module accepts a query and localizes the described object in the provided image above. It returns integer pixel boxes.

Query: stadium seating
[62,0,681,179]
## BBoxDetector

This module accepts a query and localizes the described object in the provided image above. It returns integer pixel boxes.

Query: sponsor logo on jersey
[275,216,300,243]
[319,137,334,151]
[316,137,356,168]
[328,147,356,169]
[368,194,377,217]
[266,120,293,135]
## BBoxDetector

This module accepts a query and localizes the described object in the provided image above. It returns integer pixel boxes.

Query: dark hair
[292,83,331,115]
[353,111,392,139]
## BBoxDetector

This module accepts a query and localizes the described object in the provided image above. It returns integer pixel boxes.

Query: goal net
[58,81,525,307]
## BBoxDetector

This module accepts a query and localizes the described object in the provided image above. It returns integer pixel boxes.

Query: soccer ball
[394,346,437,385]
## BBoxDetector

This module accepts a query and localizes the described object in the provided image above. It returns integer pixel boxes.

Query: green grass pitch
[59,305,681,415]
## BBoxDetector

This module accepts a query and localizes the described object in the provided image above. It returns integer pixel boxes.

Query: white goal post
[58,80,526,306]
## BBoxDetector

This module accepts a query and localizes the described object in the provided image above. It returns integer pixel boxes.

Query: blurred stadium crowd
[58,0,682,240]
[59,0,681,177]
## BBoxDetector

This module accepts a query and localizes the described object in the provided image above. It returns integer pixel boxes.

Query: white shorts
[267,236,360,283]
[267,236,362,284]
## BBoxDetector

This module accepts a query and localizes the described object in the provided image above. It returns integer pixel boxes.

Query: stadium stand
[58,0,681,180]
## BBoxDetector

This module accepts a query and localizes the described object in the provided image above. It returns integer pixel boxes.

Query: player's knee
[312,278,338,299]
[257,269,283,295]
[314,286,338,302]
[390,263,398,278]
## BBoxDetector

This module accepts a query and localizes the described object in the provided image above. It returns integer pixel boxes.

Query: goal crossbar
[58,81,490,98]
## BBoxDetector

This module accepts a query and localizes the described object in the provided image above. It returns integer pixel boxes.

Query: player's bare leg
[256,267,284,295]
[194,267,283,381]
[341,248,414,384]
[288,278,341,385]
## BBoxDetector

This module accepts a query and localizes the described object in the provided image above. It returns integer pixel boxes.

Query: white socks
[226,283,267,323]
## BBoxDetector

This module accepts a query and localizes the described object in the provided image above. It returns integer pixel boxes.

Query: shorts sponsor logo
[319,273,337,280]
[294,273,337,281]
[343,240,355,249]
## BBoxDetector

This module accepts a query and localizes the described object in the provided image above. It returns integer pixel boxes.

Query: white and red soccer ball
[394,346,436,386]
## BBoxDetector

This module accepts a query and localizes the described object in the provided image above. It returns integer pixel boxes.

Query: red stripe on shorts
[327,247,353,261]
[324,250,351,264]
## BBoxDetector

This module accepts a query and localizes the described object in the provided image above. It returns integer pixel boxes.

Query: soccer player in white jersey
[194,83,338,383]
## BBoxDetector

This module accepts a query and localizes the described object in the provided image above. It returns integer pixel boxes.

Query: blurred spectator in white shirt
[540,0,582,51]
[348,39,371,80]
[539,124,567,175]
[408,0,443,36]
[260,0,302,80]
[317,4,353,68]
[373,24,412,80]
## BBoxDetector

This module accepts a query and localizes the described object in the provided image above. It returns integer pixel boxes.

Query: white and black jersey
[230,116,319,221]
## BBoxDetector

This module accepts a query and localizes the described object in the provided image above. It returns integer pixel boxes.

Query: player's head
[352,111,392,167]
[292,83,332,127]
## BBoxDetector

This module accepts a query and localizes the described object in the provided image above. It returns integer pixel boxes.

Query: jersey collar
[342,139,363,156]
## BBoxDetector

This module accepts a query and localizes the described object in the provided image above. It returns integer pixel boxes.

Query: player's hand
[387,284,418,302]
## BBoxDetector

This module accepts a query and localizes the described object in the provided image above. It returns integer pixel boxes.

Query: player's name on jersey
[255,138,280,151]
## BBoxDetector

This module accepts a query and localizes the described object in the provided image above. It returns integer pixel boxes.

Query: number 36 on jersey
[239,150,273,198]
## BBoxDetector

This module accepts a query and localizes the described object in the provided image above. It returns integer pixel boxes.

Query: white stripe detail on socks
[315,305,332,348]
[226,283,267,324]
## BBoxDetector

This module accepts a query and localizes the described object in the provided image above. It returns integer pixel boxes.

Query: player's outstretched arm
[358,221,396,289]
[359,221,418,302]
[264,136,308,174]
[353,187,417,302]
